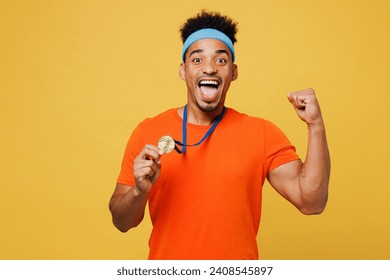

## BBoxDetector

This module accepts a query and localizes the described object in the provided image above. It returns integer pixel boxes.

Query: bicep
[267,159,304,207]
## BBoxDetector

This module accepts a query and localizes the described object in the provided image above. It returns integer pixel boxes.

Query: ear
[179,63,186,81]
[232,64,238,81]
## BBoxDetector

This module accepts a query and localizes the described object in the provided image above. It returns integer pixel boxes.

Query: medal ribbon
[174,105,227,154]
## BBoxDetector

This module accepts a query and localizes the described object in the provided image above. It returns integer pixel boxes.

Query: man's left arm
[268,88,330,214]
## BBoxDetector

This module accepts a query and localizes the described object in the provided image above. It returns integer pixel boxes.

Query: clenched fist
[133,144,163,194]
[288,88,324,126]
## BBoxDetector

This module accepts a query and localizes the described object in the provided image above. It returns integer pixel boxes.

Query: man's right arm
[109,183,149,232]
[109,144,162,232]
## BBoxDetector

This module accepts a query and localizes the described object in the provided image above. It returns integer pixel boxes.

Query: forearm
[299,122,330,213]
[109,185,149,232]
[110,144,161,232]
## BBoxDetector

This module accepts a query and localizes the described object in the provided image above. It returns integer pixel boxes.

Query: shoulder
[141,108,178,122]
[225,108,277,128]
[130,108,181,144]
[138,108,179,127]
[225,108,290,142]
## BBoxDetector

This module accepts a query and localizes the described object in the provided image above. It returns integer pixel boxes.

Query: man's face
[179,38,238,113]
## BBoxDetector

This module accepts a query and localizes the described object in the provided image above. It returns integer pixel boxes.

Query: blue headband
[182,28,235,62]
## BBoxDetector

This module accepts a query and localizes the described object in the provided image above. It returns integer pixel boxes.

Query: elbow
[297,195,328,215]
[111,217,129,233]
[112,219,136,233]
[110,209,142,232]
[109,200,138,233]
[110,209,142,233]
[299,205,326,215]
[109,210,135,233]
[297,184,329,215]
[116,225,131,233]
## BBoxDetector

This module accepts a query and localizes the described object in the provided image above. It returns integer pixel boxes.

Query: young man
[109,10,330,260]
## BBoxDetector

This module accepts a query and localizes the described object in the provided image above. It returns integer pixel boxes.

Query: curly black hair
[179,10,238,44]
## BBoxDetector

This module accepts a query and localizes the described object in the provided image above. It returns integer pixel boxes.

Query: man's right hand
[133,144,163,194]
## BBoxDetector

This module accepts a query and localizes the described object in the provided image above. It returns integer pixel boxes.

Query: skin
[109,38,330,232]
[177,39,238,125]
[269,89,330,214]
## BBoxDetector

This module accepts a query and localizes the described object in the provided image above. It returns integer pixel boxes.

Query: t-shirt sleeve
[117,122,145,186]
[263,120,300,175]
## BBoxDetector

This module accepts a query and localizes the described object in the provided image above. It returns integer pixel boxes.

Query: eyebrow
[189,49,231,57]
[215,50,230,57]
[189,49,204,57]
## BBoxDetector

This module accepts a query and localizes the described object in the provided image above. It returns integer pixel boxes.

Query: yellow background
[1,0,389,259]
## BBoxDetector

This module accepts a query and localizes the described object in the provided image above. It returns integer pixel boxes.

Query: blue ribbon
[174,105,226,154]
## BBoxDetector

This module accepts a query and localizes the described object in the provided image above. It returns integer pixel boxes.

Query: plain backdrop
[1,0,389,259]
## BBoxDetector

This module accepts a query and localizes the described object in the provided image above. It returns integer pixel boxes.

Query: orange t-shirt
[117,108,299,259]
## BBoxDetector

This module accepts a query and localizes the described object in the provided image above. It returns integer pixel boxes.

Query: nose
[201,59,217,75]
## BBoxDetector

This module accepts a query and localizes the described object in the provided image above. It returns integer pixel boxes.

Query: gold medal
[158,135,175,154]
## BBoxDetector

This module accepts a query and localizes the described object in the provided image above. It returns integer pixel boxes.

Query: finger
[140,145,162,163]
[145,159,161,175]
[288,88,315,98]
[146,144,164,155]
[134,165,155,181]
[135,158,158,173]
[287,92,295,103]
[295,95,307,109]
[288,92,306,109]
[136,156,161,175]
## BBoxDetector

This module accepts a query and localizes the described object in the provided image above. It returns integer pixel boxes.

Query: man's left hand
[288,88,324,126]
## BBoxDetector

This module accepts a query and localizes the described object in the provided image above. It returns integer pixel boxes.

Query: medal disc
[158,135,175,154]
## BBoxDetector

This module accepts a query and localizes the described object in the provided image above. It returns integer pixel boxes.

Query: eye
[216,58,227,64]
[192,57,202,63]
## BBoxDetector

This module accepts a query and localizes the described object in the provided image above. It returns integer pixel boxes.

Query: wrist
[133,184,149,197]
[307,121,325,130]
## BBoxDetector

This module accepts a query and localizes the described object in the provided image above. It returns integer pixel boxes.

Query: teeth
[199,80,219,86]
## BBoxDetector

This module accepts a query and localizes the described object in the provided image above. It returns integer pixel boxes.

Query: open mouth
[198,79,220,98]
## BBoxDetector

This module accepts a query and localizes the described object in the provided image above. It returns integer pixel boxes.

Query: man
[109,10,330,260]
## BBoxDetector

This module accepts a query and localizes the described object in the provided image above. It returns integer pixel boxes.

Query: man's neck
[178,104,224,126]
